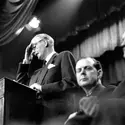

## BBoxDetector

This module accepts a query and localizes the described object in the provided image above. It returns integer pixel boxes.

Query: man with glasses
[16,33,77,124]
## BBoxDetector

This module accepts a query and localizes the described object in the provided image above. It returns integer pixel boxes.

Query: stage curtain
[72,9,125,86]
[0,0,38,46]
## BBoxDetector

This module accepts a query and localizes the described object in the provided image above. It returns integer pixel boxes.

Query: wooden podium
[0,77,37,125]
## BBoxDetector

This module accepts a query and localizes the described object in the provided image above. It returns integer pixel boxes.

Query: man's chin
[36,55,41,60]
[79,82,89,87]
[38,55,44,60]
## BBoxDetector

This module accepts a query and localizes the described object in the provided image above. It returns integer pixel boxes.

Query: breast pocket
[45,66,61,83]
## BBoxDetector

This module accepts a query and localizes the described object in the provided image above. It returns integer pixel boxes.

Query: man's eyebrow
[39,39,44,42]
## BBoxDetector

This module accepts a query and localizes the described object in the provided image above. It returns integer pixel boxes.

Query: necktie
[42,60,46,68]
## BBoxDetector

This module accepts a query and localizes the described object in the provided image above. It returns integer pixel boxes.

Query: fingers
[26,44,33,56]
[79,96,99,116]
[29,83,42,91]
[29,49,35,60]
[64,112,77,125]
[24,44,34,62]
[68,112,77,119]
[87,103,97,116]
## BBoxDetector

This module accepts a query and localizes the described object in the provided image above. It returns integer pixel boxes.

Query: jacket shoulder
[59,51,74,57]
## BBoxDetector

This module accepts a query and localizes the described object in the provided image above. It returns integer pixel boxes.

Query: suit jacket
[73,83,107,111]
[92,98,125,125]
[65,98,125,125]
[111,79,125,98]
[16,51,77,119]
[90,82,125,125]
[65,83,117,125]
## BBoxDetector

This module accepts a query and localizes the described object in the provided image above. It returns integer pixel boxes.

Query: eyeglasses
[32,39,45,48]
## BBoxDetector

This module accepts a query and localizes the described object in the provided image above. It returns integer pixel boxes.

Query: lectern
[0,77,37,125]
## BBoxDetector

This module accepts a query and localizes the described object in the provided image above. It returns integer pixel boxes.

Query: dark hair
[77,57,102,71]
[92,58,102,71]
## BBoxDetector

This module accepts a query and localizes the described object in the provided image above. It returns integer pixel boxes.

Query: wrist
[22,59,31,64]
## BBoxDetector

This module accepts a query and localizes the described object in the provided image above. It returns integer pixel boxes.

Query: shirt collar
[45,51,56,64]
[85,82,103,97]
[86,87,95,97]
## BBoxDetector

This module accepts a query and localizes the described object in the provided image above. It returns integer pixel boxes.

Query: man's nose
[81,68,86,74]
[32,45,36,49]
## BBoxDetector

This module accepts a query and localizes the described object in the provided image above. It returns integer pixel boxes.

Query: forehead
[76,58,95,69]
[31,36,44,44]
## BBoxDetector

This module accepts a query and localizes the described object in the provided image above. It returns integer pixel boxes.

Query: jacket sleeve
[42,51,77,94]
[16,63,30,85]
[111,79,125,98]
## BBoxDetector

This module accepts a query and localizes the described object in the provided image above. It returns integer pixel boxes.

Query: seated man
[73,57,115,110]
[64,96,98,125]
[65,57,115,125]
[76,57,105,96]
[65,97,125,125]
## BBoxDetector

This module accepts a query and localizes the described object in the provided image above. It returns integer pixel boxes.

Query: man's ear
[97,69,103,79]
[44,40,48,47]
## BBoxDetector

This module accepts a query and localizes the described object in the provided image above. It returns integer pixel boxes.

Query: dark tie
[42,60,46,68]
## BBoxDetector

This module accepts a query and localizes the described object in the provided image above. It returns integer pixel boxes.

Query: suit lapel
[91,84,105,96]
[29,68,43,86]
[38,53,58,85]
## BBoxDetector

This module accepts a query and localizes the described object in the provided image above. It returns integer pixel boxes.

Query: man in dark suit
[73,57,112,111]
[65,97,125,125]
[93,98,125,125]
[65,57,115,125]
[16,33,77,124]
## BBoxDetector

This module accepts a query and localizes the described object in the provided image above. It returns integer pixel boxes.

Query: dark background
[0,0,125,79]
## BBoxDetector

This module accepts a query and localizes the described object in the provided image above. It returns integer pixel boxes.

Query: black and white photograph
[0,0,125,125]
